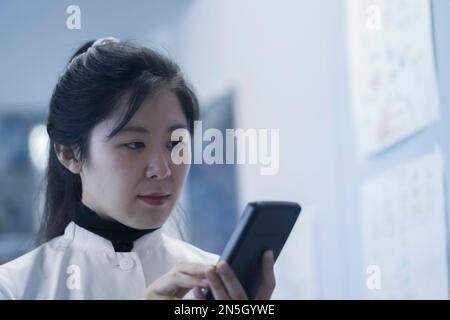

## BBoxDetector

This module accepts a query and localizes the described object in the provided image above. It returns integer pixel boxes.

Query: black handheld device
[202,201,301,299]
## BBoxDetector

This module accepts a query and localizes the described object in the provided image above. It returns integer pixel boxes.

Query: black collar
[71,201,159,252]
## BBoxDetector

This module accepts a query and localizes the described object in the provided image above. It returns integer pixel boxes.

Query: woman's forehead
[98,88,188,139]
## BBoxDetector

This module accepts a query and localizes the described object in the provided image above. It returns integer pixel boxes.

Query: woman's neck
[71,201,159,252]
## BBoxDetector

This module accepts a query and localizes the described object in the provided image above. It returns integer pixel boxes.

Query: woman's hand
[193,250,276,300]
[143,261,211,300]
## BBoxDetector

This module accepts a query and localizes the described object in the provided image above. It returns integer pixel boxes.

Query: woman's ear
[53,143,81,174]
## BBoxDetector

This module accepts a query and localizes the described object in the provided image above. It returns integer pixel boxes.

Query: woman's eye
[167,140,182,150]
[124,142,145,150]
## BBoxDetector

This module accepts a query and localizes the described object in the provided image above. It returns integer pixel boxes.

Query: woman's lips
[138,194,170,206]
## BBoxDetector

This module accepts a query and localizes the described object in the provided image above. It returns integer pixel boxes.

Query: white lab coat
[0,221,219,299]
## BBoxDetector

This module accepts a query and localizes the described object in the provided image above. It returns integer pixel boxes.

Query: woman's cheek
[107,158,142,193]
[171,164,189,192]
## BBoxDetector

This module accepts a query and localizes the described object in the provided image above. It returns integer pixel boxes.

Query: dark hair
[37,39,199,244]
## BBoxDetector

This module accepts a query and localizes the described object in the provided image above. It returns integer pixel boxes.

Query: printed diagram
[347,0,440,159]
[361,150,448,299]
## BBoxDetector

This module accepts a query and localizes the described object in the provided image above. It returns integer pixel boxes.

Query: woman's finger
[162,271,208,291]
[216,261,248,300]
[174,261,213,276]
[206,267,230,300]
[144,266,209,299]
[254,250,276,300]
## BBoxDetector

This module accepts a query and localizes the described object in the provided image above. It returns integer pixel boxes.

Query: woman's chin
[129,201,172,228]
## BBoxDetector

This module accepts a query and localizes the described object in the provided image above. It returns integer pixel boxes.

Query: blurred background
[0,0,449,299]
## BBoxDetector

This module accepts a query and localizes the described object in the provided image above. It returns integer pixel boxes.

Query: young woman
[0,38,275,299]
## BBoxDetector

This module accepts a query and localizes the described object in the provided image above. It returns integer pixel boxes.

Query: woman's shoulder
[0,233,71,299]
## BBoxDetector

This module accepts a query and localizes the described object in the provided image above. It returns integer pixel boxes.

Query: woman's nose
[145,150,171,180]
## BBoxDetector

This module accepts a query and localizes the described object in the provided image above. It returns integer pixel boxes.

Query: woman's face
[79,87,190,229]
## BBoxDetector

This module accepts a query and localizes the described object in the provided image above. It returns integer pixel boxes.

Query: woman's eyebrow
[114,123,187,136]
[118,125,149,134]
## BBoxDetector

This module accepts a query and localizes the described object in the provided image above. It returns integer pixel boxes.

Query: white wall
[154,0,353,298]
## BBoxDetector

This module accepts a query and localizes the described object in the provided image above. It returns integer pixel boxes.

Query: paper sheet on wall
[347,0,440,159]
[361,149,449,299]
